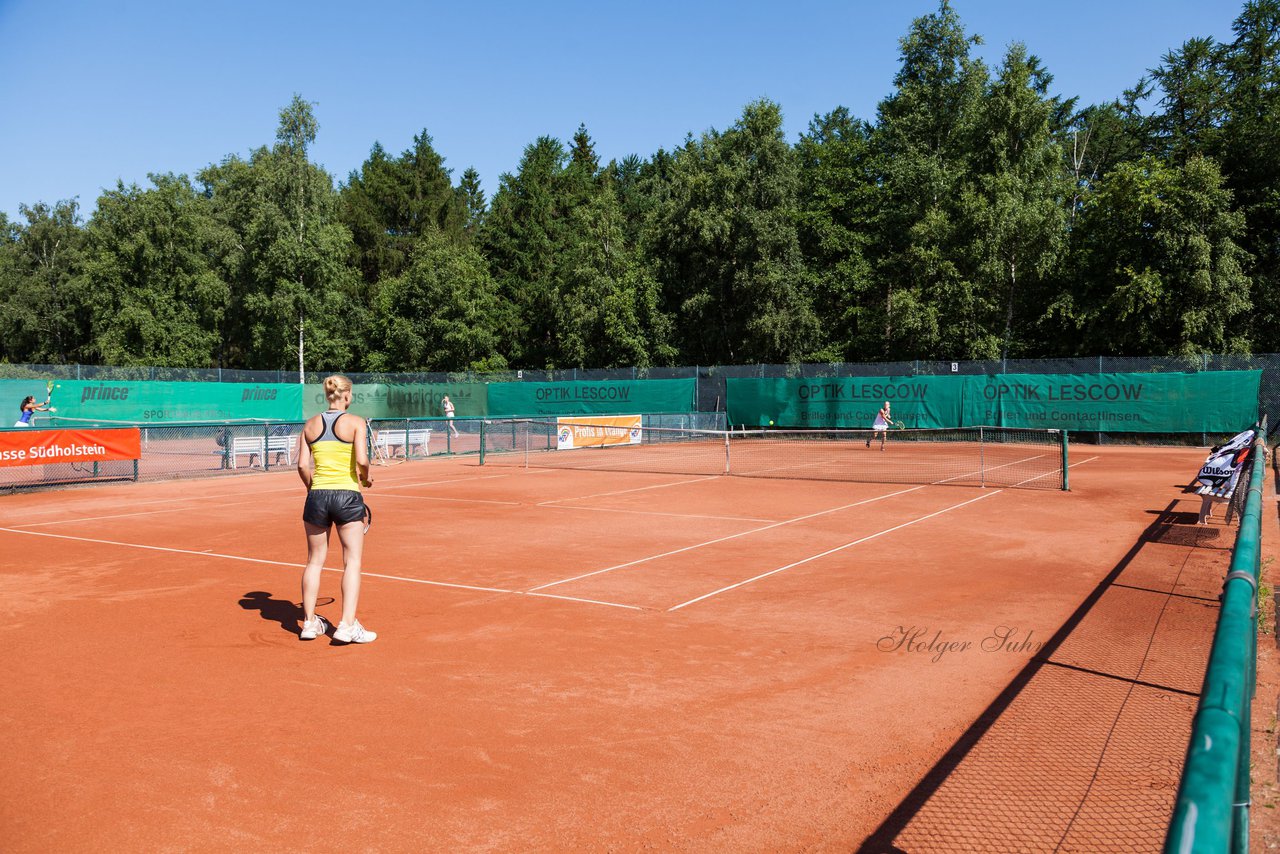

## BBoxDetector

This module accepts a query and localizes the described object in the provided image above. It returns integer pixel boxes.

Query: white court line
[537,504,777,524]
[527,485,927,592]
[374,493,522,506]
[537,475,716,506]
[11,472,529,525]
[377,474,512,491]
[1008,454,1100,487]
[3,482,303,519]
[668,490,1002,611]
[525,591,645,611]
[11,495,274,528]
[0,525,640,608]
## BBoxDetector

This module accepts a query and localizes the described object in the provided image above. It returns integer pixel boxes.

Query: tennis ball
[768,420,774,426]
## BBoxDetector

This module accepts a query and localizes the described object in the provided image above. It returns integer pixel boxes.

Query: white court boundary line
[668,490,1002,611]
[0,526,643,611]
[1,482,305,521]
[374,493,522,507]
[527,485,928,592]
[537,504,777,524]
[10,495,277,529]
[537,475,716,506]
[8,470,536,526]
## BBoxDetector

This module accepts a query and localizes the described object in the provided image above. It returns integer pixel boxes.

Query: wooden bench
[230,435,297,468]
[373,428,431,459]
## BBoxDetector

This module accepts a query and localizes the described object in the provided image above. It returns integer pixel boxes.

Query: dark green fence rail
[1164,417,1269,853]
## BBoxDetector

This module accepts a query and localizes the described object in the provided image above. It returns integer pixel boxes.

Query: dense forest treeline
[3,0,1278,374]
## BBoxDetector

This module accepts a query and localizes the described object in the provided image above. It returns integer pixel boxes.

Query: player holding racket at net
[866,401,897,451]
[296,374,377,644]
[14,393,51,427]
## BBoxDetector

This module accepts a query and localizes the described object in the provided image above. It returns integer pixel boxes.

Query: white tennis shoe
[334,620,377,644]
[299,615,329,640]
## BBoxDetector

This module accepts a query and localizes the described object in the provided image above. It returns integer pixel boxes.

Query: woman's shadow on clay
[238,591,334,636]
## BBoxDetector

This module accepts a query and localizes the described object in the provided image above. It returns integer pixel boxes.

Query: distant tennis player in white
[441,394,459,438]
[14,395,50,427]
[867,401,892,450]
[296,374,377,644]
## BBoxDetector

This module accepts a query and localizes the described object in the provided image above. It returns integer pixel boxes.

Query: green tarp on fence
[486,379,697,417]
[45,380,304,423]
[0,378,694,424]
[962,372,1260,432]
[727,371,1261,433]
[725,376,966,429]
[303,383,489,419]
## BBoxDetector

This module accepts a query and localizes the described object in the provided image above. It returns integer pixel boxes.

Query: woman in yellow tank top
[296,375,377,644]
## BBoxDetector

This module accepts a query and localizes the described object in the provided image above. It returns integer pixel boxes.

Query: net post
[1061,430,1070,491]
[263,421,272,471]
[979,427,985,488]
[479,420,487,465]
[723,430,730,475]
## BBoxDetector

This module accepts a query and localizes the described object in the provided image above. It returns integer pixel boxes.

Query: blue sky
[0,0,1245,222]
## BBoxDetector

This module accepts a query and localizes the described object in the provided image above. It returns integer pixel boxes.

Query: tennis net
[479,420,1068,490]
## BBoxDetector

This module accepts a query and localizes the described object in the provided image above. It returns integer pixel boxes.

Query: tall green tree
[960,44,1070,360]
[0,200,89,363]
[457,166,487,239]
[80,175,229,366]
[796,107,876,360]
[339,130,467,286]
[483,136,570,367]
[1220,0,1280,349]
[199,96,363,374]
[868,0,988,359]
[555,178,673,368]
[1062,155,1251,356]
[649,99,820,364]
[370,229,508,372]
[1149,37,1229,166]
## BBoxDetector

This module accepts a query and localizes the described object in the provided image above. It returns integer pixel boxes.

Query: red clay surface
[0,443,1240,851]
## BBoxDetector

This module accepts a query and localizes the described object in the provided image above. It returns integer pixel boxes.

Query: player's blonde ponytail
[324,375,353,404]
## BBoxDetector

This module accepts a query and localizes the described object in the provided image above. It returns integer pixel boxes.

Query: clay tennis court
[0,442,1240,851]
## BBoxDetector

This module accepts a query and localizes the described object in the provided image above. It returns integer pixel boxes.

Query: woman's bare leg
[335,520,366,627]
[301,522,330,621]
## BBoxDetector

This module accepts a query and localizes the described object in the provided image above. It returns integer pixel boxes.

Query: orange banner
[0,428,141,468]
[556,415,643,450]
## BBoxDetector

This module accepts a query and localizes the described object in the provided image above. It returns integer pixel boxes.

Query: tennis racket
[45,380,59,413]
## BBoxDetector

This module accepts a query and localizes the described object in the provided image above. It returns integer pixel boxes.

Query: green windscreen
[46,380,304,423]
[303,382,489,419]
[486,379,697,417]
[961,372,1260,432]
[727,371,1261,432]
[725,376,966,429]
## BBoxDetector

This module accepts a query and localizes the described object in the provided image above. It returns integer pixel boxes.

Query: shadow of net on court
[861,502,1227,853]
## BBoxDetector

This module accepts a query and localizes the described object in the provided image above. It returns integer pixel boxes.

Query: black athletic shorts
[302,489,367,528]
